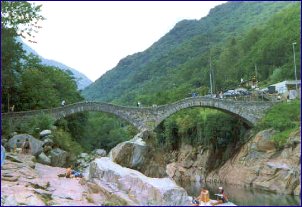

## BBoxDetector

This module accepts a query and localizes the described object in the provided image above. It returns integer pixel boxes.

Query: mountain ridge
[20,40,92,90]
[82,1,299,104]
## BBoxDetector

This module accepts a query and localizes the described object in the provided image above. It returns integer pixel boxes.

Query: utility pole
[209,53,213,96]
[254,64,258,81]
[207,34,214,97]
[292,42,298,92]
[209,71,213,96]
[255,64,258,87]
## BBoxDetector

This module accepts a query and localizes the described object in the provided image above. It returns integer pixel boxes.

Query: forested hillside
[82,1,300,106]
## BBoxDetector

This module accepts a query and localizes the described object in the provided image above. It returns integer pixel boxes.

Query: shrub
[256,100,300,147]
[52,129,84,156]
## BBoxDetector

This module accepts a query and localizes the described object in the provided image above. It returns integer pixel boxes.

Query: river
[179,181,301,206]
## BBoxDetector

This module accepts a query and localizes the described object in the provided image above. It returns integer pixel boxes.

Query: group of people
[65,166,83,178]
[192,186,228,206]
[12,138,31,154]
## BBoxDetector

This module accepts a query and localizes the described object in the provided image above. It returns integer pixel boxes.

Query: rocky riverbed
[1,151,191,206]
[110,128,301,196]
[1,153,106,206]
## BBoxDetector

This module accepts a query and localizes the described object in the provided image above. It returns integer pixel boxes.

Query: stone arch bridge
[2,97,276,131]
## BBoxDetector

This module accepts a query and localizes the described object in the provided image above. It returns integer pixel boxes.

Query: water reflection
[178,181,301,206]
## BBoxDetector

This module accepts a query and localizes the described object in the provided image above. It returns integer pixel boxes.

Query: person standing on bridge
[61,100,66,107]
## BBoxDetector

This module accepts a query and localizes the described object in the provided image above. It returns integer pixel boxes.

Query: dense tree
[1,1,45,41]
[18,62,83,110]
[1,1,45,112]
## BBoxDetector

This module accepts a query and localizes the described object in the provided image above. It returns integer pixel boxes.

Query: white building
[270,80,301,94]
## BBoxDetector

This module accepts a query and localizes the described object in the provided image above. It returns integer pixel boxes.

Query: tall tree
[1,1,45,112]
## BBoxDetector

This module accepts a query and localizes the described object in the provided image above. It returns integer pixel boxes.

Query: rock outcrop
[8,134,44,156]
[206,128,301,195]
[166,145,210,183]
[109,131,149,168]
[87,157,191,206]
[1,152,108,206]
[49,148,68,167]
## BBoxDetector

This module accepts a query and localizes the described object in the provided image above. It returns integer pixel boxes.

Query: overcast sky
[25,1,226,81]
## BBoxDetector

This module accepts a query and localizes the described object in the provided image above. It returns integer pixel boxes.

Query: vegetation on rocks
[256,100,300,148]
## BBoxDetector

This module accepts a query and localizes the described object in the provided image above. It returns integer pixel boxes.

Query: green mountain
[82,1,300,105]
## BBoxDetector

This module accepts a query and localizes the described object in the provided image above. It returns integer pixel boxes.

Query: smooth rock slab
[88,157,190,206]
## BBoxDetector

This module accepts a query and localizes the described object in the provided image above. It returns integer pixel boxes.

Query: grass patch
[256,100,300,147]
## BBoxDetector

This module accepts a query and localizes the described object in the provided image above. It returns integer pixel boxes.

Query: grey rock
[266,162,291,170]
[88,157,190,206]
[40,130,52,138]
[94,149,107,157]
[43,138,54,147]
[37,152,51,165]
[50,148,68,167]
[109,131,148,168]
[79,153,89,159]
[8,134,44,156]
[3,195,18,206]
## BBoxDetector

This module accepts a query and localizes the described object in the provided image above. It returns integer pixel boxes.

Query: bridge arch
[151,97,275,129]
[2,97,275,131]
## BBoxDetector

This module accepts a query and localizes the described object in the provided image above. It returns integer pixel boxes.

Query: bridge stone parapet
[2,97,277,131]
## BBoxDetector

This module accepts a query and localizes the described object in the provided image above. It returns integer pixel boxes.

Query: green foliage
[157,108,248,152]
[82,2,300,105]
[1,1,45,41]
[18,62,83,110]
[271,128,297,149]
[11,114,55,136]
[1,1,45,112]
[77,112,138,152]
[256,100,300,147]
[257,100,300,131]
[52,129,84,156]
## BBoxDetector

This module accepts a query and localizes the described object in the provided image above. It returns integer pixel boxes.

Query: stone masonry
[2,97,276,131]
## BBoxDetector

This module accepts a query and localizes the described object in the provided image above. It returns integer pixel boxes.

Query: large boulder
[8,134,43,156]
[37,152,51,165]
[49,148,68,167]
[88,157,191,206]
[109,131,148,168]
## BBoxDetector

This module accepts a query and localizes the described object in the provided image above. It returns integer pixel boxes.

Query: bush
[7,113,55,136]
[256,100,300,147]
[52,129,84,156]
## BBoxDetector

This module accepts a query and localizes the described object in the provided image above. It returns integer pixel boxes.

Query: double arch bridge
[2,97,276,131]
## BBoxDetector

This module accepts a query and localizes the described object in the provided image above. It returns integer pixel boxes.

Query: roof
[270,80,301,87]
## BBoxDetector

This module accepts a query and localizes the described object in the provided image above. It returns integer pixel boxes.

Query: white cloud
[25,1,226,81]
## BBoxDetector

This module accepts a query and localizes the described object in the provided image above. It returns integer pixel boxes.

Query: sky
[25,1,226,81]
